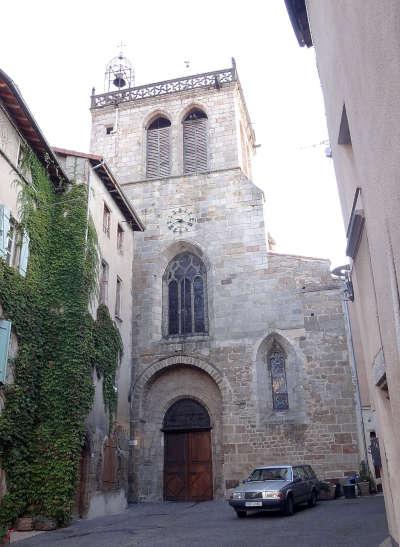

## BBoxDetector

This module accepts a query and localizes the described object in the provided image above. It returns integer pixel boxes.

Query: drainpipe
[337,269,369,465]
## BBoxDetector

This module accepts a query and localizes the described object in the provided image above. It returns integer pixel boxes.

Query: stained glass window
[268,343,289,411]
[165,252,207,336]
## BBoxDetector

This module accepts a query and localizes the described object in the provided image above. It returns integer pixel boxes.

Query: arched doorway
[163,398,213,501]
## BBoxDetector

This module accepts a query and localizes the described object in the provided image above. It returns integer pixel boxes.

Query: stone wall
[123,168,359,499]
[90,77,360,501]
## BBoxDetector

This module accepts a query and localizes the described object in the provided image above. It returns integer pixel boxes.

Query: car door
[291,467,306,503]
[300,466,312,498]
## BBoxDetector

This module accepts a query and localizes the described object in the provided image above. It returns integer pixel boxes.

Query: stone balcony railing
[91,66,237,109]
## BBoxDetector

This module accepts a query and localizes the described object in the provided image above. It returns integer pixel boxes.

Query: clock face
[167,208,197,234]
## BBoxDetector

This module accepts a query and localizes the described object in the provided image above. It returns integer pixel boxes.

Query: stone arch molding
[131,354,232,407]
[253,329,308,425]
[179,102,210,124]
[160,239,212,275]
[142,109,173,130]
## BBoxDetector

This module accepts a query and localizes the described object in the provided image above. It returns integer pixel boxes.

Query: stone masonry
[90,67,360,501]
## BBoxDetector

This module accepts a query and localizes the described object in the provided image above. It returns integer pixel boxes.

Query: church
[89,56,360,503]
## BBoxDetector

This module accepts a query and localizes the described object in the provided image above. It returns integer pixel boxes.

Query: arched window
[165,252,207,336]
[146,116,171,178]
[268,342,289,411]
[183,109,208,174]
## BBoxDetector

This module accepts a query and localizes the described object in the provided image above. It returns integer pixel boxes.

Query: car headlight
[231,492,245,500]
[262,490,282,499]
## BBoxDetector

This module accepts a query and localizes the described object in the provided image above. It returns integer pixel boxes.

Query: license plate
[245,501,262,507]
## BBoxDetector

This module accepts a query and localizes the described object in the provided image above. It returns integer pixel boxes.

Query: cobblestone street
[17,495,388,547]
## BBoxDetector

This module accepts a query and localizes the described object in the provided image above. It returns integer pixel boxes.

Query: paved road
[19,495,388,547]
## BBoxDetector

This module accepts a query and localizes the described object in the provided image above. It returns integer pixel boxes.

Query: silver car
[228,465,319,518]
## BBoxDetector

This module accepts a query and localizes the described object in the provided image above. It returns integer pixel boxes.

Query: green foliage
[0,154,121,527]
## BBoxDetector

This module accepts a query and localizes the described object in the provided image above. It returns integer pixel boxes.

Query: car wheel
[236,510,247,518]
[308,490,317,508]
[284,495,295,516]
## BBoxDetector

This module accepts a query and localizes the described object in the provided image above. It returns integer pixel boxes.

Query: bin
[343,484,356,499]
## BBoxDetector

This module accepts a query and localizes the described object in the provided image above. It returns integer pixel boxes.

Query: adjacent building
[285,1,400,544]
[90,60,361,502]
[53,148,144,517]
[0,67,69,503]
[0,69,144,520]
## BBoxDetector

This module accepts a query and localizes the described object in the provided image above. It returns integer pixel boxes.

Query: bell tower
[90,58,255,183]
[88,58,360,504]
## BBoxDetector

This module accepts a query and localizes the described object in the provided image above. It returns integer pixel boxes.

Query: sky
[1,1,348,268]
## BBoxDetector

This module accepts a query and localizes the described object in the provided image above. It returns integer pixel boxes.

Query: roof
[53,147,144,231]
[284,0,312,47]
[0,68,69,190]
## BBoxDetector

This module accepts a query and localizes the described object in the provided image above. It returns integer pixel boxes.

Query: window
[103,203,111,237]
[248,467,291,482]
[5,218,21,267]
[146,116,171,178]
[338,104,352,145]
[183,108,208,174]
[0,206,29,277]
[106,126,114,135]
[292,467,301,481]
[0,319,11,384]
[165,252,207,336]
[100,260,109,304]
[115,277,122,318]
[117,223,124,252]
[268,342,289,411]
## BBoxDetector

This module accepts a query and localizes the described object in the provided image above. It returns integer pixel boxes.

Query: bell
[113,73,126,88]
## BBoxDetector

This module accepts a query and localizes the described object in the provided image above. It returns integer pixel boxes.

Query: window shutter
[19,230,30,277]
[0,206,11,260]
[146,126,171,178]
[0,319,11,384]
[183,119,208,174]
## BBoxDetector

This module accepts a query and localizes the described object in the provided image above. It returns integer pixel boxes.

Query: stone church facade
[90,62,360,502]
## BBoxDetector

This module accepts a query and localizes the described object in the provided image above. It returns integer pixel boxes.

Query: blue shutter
[0,206,11,260]
[0,320,11,384]
[19,230,30,277]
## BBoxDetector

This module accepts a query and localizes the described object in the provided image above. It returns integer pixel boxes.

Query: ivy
[0,154,121,527]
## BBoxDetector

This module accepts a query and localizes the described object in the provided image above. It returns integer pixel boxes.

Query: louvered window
[165,252,207,336]
[146,117,171,178]
[183,109,208,174]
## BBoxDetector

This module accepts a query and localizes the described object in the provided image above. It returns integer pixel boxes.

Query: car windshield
[248,467,291,482]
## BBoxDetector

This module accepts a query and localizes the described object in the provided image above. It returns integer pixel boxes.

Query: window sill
[265,410,308,425]
[162,333,209,343]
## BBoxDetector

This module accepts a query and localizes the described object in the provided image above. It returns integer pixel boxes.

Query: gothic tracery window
[146,116,171,178]
[165,252,207,336]
[268,342,289,411]
[183,109,208,174]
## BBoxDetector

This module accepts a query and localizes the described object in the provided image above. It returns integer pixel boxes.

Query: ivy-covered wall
[0,154,122,528]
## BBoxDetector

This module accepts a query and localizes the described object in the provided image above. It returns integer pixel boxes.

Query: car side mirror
[294,477,301,483]
[242,479,248,484]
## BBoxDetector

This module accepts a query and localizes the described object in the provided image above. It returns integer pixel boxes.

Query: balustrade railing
[91,67,237,108]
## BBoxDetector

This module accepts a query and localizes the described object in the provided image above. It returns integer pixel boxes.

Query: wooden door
[187,431,213,501]
[164,432,187,501]
[164,430,212,501]
[77,439,90,518]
